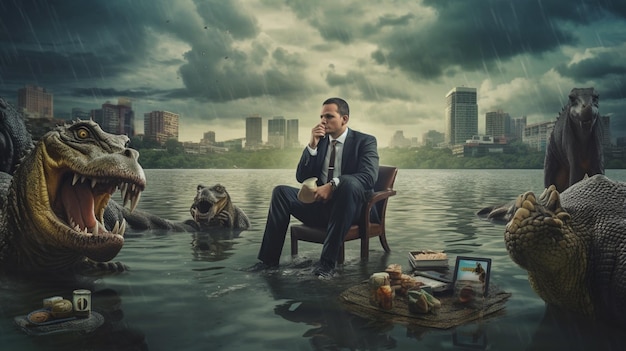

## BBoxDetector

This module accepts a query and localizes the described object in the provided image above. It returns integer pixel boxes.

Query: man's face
[320,103,348,138]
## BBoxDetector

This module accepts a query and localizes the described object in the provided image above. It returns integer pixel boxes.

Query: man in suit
[250,97,379,279]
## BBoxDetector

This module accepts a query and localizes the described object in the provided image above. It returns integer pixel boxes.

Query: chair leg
[290,235,298,257]
[379,233,391,253]
[360,237,369,260]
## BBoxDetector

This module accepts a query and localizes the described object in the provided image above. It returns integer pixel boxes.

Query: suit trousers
[258,177,365,267]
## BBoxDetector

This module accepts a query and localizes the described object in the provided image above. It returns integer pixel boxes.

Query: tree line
[130,137,626,169]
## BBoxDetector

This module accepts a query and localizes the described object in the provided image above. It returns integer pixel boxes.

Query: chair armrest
[367,189,397,207]
[362,189,397,224]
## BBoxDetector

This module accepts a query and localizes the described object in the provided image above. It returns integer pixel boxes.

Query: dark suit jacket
[296,128,379,194]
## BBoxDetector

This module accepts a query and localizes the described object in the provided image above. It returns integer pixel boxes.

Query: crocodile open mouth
[53,171,143,237]
[191,200,214,221]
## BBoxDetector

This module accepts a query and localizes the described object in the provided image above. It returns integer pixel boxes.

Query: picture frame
[452,256,491,298]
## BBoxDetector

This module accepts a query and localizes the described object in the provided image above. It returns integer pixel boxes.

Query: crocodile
[0,118,145,273]
[504,174,626,325]
[0,98,250,274]
[187,183,250,231]
[544,87,603,192]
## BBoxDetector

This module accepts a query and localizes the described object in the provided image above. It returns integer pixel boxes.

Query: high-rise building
[100,102,121,134]
[523,121,555,152]
[511,116,527,141]
[201,131,216,145]
[268,116,286,149]
[144,110,179,144]
[17,85,53,118]
[245,115,263,148]
[118,97,135,137]
[485,110,511,138]
[90,98,135,136]
[445,87,478,145]
[286,119,299,147]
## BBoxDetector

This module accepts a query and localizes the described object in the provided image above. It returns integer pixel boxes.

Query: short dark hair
[323,97,349,116]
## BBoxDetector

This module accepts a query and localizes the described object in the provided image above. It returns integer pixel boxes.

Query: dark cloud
[0,0,153,84]
[555,50,626,80]
[0,0,310,104]
[71,87,171,100]
[370,0,587,80]
[176,42,309,102]
[193,0,258,40]
[324,69,412,102]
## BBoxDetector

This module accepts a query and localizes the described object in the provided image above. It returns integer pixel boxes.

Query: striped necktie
[327,140,338,182]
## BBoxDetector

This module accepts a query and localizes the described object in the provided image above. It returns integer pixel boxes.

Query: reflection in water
[190,229,241,262]
[274,300,398,350]
[451,322,488,349]
[528,305,626,351]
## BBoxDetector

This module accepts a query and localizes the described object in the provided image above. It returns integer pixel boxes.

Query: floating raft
[14,311,104,336]
[339,282,511,329]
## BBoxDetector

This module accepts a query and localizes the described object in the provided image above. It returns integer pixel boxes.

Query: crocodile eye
[76,127,90,139]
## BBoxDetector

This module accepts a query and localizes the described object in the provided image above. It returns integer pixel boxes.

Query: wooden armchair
[290,165,398,264]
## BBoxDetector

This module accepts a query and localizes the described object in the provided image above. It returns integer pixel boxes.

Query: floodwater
[1,169,625,351]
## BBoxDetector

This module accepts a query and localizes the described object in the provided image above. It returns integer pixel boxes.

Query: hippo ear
[197,184,205,191]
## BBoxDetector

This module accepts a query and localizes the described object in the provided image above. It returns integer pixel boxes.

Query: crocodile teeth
[130,192,141,212]
[120,183,128,201]
[112,220,120,234]
[91,178,98,188]
[119,219,127,236]
[121,183,141,212]
[72,173,81,186]
[110,219,127,235]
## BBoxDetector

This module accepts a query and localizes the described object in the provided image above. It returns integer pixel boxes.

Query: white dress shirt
[307,128,348,184]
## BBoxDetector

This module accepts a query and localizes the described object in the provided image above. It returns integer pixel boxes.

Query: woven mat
[14,311,104,336]
[339,282,511,329]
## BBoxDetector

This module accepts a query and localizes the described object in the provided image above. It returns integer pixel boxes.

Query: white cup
[297,177,318,203]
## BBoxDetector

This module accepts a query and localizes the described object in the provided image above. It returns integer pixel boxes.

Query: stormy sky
[1,0,624,145]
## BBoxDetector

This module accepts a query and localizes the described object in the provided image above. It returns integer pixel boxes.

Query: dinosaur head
[11,119,145,266]
[567,87,599,137]
[190,184,230,227]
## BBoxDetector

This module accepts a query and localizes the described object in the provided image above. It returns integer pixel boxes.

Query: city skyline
[0,1,624,145]
[8,84,616,149]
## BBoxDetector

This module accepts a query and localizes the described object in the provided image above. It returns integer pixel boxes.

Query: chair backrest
[374,165,398,192]
[372,166,398,220]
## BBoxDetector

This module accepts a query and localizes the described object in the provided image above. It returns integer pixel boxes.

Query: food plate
[408,250,449,269]
[27,309,77,326]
